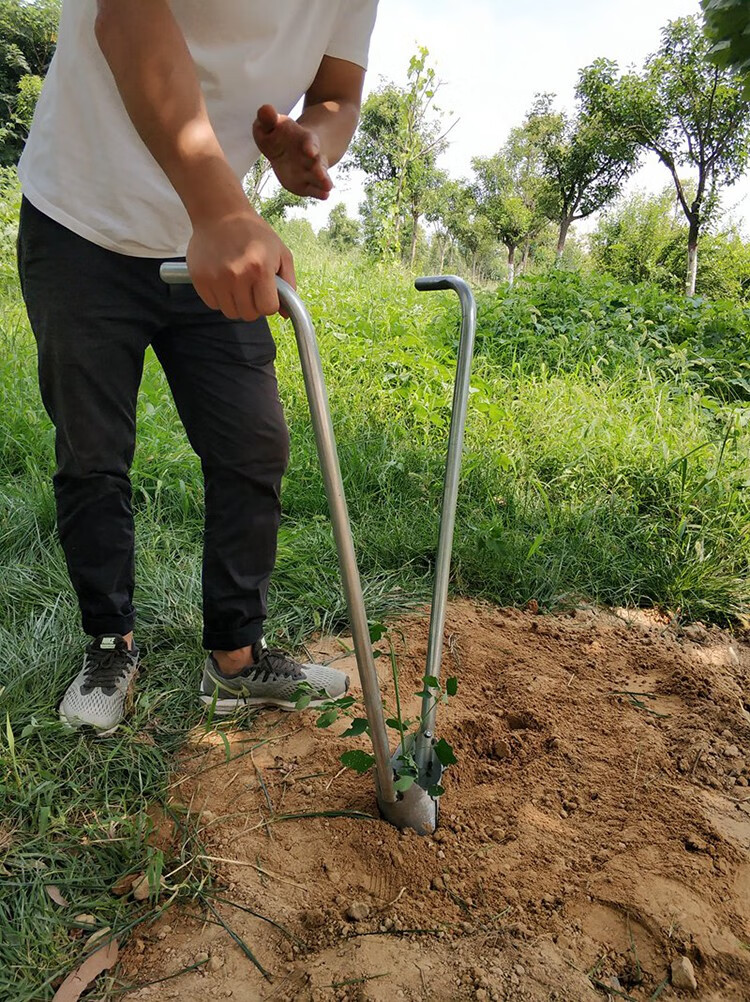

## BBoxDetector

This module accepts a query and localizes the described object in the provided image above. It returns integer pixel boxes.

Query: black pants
[17,197,289,650]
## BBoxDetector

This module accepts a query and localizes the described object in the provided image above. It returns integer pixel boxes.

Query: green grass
[1,216,749,997]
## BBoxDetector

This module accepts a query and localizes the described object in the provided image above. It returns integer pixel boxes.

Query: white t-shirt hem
[18,169,186,259]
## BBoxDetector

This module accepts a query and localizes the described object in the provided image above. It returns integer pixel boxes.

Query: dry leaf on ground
[44,885,69,907]
[51,938,118,1002]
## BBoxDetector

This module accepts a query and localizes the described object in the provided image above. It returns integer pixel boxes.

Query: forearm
[297,99,361,166]
[95,0,249,224]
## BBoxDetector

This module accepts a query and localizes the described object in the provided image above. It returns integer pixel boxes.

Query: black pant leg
[17,198,160,637]
[154,283,289,651]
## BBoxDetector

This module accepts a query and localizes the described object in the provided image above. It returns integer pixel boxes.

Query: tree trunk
[556,216,572,261]
[686,217,699,297]
[439,239,447,273]
[521,239,531,275]
[409,209,419,268]
[507,244,516,287]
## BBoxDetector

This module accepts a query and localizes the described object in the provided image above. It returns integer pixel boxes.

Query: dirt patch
[121,600,750,1001]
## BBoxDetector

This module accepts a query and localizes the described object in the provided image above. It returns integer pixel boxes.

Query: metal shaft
[159,262,397,804]
[413,276,477,774]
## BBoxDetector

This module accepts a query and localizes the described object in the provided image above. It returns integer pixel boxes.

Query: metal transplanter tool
[160,263,476,834]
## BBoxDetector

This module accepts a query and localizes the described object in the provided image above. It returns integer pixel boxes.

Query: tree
[472,124,550,284]
[321,202,360,251]
[702,0,750,96]
[425,179,496,281]
[526,78,640,260]
[0,0,59,164]
[591,184,750,300]
[471,156,529,285]
[588,16,750,295]
[348,47,451,263]
[590,186,688,289]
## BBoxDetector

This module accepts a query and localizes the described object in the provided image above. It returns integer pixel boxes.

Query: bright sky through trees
[298,0,750,235]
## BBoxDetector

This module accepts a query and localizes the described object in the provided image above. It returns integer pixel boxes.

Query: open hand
[252,104,333,200]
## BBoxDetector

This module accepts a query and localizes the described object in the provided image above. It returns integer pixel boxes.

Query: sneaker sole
[58,710,120,738]
[198,693,342,715]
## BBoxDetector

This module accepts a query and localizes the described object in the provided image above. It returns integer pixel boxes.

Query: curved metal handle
[414,276,454,292]
[159,261,397,805]
[413,274,477,774]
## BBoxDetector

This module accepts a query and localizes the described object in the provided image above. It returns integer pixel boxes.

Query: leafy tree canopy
[702,0,750,96]
[0,0,59,164]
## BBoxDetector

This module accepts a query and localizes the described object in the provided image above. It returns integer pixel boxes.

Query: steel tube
[413,276,477,775]
[159,262,397,804]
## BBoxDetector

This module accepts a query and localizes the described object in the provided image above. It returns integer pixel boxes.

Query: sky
[292,0,750,239]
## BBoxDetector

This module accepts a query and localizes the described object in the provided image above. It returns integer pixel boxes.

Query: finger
[194,281,220,313]
[278,250,296,291]
[215,285,240,320]
[232,281,259,323]
[310,162,333,190]
[256,103,279,134]
[301,133,320,159]
[252,274,280,318]
[303,182,332,200]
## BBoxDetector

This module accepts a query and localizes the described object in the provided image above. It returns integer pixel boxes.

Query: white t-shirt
[18,0,378,257]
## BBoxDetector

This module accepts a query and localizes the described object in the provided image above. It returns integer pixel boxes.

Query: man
[17,0,379,734]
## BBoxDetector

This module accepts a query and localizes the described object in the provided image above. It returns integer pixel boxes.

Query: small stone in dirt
[73,913,97,928]
[724,745,740,758]
[671,956,698,992]
[195,951,209,965]
[207,954,224,972]
[683,624,706,642]
[475,990,488,1001]
[491,738,512,760]
[345,900,370,921]
[431,875,446,891]
[132,874,150,901]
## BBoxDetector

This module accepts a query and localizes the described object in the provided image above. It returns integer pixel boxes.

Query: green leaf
[393,774,415,792]
[369,622,386,642]
[427,784,445,798]
[294,692,312,711]
[340,749,376,774]
[340,717,369,738]
[315,708,339,728]
[446,677,458,697]
[385,717,402,730]
[434,738,457,767]
[422,675,440,689]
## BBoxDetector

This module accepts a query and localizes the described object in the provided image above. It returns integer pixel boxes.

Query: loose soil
[121,600,750,1002]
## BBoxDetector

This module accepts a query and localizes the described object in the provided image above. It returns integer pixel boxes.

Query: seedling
[299,624,458,797]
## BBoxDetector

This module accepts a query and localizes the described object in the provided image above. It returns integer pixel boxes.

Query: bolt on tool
[160,263,476,833]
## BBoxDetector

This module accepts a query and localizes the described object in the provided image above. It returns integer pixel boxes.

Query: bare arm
[253,56,366,199]
[95,0,294,320]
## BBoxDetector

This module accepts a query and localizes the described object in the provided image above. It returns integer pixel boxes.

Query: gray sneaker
[59,634,139,736]
[200,637,349,715]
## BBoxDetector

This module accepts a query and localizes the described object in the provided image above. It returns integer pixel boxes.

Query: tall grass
[1,204,749,996]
